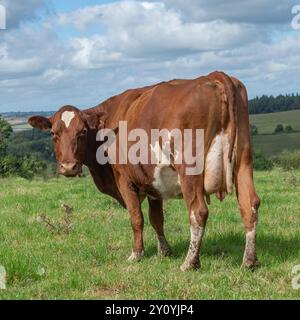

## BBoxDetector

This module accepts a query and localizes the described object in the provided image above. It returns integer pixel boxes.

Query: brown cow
[28,71,260,271]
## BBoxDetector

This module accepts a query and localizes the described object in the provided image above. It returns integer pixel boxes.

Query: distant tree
[249,93,300,114]
[250,124,258,135]
[0,116,48,178]
[274,124,284,134]
[0,116,13,157]
[285,125,293,133]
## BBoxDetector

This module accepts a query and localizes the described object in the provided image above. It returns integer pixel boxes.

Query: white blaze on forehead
[61,111,75,128]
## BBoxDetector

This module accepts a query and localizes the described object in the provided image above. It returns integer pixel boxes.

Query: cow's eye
[51,131,59,141]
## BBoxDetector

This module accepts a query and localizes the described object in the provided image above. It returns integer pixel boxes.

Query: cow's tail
[210,71,237,195]
[225,76,237,194]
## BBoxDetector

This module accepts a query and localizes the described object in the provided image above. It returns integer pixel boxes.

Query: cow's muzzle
[58,162,82,177]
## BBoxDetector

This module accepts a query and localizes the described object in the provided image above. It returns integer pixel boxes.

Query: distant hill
[1,111,54,118]
[1,111,54,132]
[250,109,300,134]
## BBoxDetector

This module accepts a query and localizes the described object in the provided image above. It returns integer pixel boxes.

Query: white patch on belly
[61,111,75,128]
[204,131,234,194]
[152,165,182,199]
[150,140,182,199]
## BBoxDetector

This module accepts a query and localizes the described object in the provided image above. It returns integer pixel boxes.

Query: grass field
[250,110,300,134]
[250,110,300,156]
[252,132,300,156]
[0,170,299,300]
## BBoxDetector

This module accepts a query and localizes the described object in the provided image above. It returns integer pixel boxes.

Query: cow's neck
[83,130,126,208]
[82,95,133,208]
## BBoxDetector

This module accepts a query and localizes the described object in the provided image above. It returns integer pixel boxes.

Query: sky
[0,0,300,112]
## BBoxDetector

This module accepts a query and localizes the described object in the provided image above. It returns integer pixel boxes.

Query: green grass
[0,171,299,299]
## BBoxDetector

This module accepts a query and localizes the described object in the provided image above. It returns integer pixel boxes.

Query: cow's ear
[85,111,108,130]
[28,116,52,131]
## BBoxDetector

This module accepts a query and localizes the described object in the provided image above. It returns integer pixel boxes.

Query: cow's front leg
[118,176,144,261]
[148,197,171,257]
[127,204,144,261]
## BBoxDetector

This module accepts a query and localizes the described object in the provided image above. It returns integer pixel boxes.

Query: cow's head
[28,105,107,177]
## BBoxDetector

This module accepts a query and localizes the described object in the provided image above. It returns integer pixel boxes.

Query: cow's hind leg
[180,175,208,271]
[148,198,171,257]
[235,162,260,269]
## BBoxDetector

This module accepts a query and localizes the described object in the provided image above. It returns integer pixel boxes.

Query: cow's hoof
[180,260,200,272]
[158,242,172,257]
[128,251,144,262]
[241,258,259,270]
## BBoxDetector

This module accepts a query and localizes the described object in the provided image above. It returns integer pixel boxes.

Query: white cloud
[43,68,66,82]
[59,1,260,57]
[0,24,68,78]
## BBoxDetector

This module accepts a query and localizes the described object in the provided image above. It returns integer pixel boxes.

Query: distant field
[11,123,31,132]
[0,171,299,299]
[250,110,300,134]
[250,110,300,156]
[4,117,31,132]
[252,132,300,156]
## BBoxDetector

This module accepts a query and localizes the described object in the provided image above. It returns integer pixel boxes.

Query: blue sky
[0,0,300,112]
[51,0,119,11]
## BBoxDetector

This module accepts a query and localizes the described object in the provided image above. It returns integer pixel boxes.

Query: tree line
[249,93,300,114]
